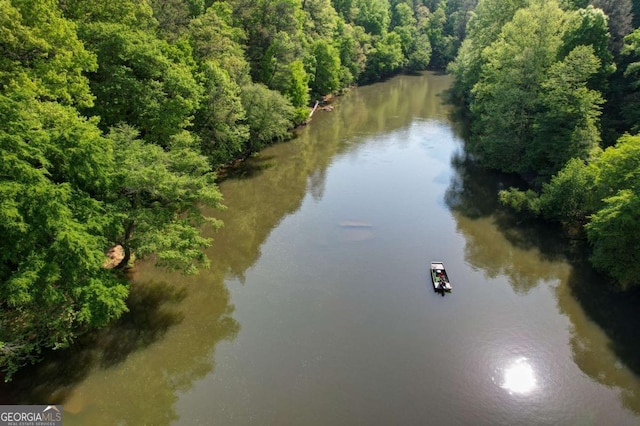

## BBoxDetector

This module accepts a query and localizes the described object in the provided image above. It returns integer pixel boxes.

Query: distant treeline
[448,0,640,289]
[0,0,475,379]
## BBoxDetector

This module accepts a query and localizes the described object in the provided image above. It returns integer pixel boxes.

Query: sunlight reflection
[501,357,537,395]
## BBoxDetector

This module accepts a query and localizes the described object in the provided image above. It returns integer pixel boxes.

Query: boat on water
[431,262,452,292]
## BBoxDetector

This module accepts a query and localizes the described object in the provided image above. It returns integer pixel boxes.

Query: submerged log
[339,221,373,228]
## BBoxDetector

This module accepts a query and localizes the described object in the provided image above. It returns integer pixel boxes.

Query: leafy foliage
[586,189,640,288]
[0,0,492,378]
[240,83,296,150]
[79,22,203,147]
[531,45,603,178]
[470,1,567,174]
[453,0,640,288]
[187,3,250,83]
[193,62,250,165]
[311,40,341,95]
[592,0,633,53]
[106,126,224,274]
[448,0,529,101]
[500,134,640,288]
[0,0,127,377]
[621,27,640,134]
[0,0,97,107]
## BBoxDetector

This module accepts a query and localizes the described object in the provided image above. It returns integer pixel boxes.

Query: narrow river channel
[4,72,640,425]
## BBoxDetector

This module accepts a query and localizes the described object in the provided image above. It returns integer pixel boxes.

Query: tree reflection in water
[0,275,239,425]
[559,259,640,415]
[445,146,640,414]
[445,150,568,294]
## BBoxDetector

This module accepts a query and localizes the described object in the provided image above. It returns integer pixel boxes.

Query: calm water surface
[4,72,640,425]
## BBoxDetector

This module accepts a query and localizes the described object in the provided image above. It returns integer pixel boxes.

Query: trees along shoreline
[5,0,638,384]
[5,0,640,383]
[448,0,640,290]
[1,0,473,379]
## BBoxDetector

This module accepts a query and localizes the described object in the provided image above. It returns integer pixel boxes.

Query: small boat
[431,262,452,292]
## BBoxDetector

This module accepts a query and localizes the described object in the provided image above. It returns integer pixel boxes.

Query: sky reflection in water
[501,357,538,395]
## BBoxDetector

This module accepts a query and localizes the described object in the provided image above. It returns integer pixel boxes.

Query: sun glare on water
[501,357,537,395]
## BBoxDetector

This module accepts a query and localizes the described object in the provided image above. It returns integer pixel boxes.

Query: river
[4,72,640,425]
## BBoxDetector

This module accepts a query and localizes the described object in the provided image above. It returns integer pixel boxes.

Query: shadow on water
[1,272,239,424]
[446,123,640,412]
[0,280,186,404]
[561,257,640,414]
[445,150,568,294]
[217,154,277,182]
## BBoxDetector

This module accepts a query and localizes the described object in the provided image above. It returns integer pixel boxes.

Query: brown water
[4,72,640,425]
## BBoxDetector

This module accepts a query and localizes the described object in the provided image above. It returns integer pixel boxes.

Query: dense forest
[1,0,639,379]
[448,0,640,290]
[0,0,476,379]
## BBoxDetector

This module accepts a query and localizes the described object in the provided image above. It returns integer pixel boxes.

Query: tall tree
[560,5,614,88]
[392,3,432,70]
[188,2,250,84]
[60,0,156,29]
[240,83,296,151]
[334,20,369,84]
[105,126,224,274]
[470,0,567,175]
[301,0,340,39]
[0,0,129,378]
[79,22,203,147]
[227,0,305,85]
[427,0,455,68]
[1,0,228,379]
[310,39,342,95]
[148,0,205,41]
[193,62,249,165]
[0,95,130,379]
[352,0,391,36]
[530,45,603,178]
[586,135,640,287]
[448,0,530,101]
[362,31,405,81]
[1,0,97,108]
[621,28,640,134]
[501,134,640,288]
[586,189,640,288]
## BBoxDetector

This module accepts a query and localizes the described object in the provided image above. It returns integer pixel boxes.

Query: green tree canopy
[561,5,615,88]
[363,30,405,81]
[352,0,391,36]
[470,0,567,174]
[334,20,369,84]
[531,45,603,178]
[621,28,640,134]
[240,83,296,151]
[585,134,640,288]
[188,2,250,83]
[311,39,342,95]
[0,0,97,107]
[228,0,306,85]
[0,1,129,375]
[59,0,156,29]
[586,189,640,288]
[193,62,250,165]
[501,134,640,288]
[79,22,203,146]
[105,126,224,274]
[448,0,530,100]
